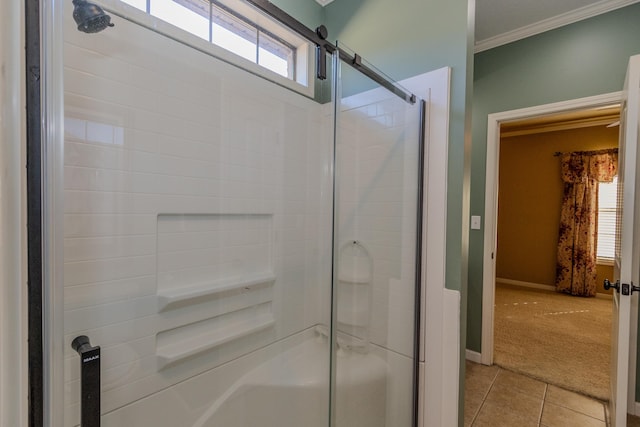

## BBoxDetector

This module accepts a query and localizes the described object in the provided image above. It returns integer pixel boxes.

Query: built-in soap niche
[157,213,273,293]
[155,213,275,369]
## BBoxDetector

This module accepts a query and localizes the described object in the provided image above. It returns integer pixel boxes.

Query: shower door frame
[330,53,426,427]
[25,0,45,424]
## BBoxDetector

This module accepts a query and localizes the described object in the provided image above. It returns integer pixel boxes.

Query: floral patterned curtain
[555,150,617,296]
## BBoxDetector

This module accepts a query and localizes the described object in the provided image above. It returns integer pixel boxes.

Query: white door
[610,54,640,427]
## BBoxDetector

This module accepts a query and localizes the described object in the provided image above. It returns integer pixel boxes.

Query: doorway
[480,93,638,404]
[494,105,618,398]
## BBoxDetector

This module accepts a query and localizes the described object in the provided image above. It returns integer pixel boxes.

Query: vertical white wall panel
[0,0,26,426]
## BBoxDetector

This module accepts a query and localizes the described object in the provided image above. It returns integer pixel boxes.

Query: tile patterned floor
[464,360,640,427]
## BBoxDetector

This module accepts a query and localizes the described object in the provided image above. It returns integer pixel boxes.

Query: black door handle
[604,279,640,296]
[71,335,101,427]
[604,279,620,292]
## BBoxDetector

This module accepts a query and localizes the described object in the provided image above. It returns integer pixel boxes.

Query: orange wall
[496,125,618,294]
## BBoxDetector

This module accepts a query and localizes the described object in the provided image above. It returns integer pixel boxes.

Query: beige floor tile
[492,369,547,400]
[465,376,493,402]
[484,381,543,421]
[465,362,499,389]
[541,402,606,427]
[628,413,640,427]
[464,398,482,427]
[473,400,538,427]
[464,363,615,427]
[464,391,483,427]
[466,360,500,380]
[545,385,605,421]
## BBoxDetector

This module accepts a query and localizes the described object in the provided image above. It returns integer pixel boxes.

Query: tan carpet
[494,283,611,401]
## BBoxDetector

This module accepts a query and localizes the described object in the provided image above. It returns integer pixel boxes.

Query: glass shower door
[49,3,336,426]
[331,48,422,427]
[43,1,425,425]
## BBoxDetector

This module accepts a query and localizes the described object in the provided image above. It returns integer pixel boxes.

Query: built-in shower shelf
[157,272,276,311]
[156,314,275,369]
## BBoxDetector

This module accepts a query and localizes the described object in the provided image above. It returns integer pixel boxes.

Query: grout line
[538,383,548,426]
[482,366,500,401]
[545,403,608,423]
[470,401,482,426]
[541,385,608,423]
[470,367,501,426]
[546,399,608,423]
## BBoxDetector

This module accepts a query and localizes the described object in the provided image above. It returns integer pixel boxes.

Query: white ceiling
[315,0,640,53]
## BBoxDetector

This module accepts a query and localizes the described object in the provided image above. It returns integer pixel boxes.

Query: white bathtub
[193,332,388,427]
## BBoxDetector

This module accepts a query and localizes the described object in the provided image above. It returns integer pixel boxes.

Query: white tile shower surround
[333,85,421,425]
[61,8,418,427]
[337,94,421,358]
[62,11,331,425]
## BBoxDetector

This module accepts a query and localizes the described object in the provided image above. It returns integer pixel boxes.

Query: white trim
[496,277,614,298]
[480,90,640,418]
[98,0,315,99]
[496,278,556,292]
[634,401,640,416]
[442,289,460,427]
[597,257,616,266]
[0,0,26,424]
[465,349,482,364]
[631,294,639,412]
[474,0,640,53]
[481,91,623,368]
[401,67,451,427]
[314,0,335,6]
[625,58,640,416]
[42,0,66,424]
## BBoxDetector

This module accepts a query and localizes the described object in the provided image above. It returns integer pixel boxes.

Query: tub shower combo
[38,0,427,425]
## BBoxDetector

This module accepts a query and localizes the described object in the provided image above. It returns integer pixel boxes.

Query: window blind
[597,175,618,262]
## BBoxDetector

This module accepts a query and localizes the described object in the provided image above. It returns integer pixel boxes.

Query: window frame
[596,175,618,266]
[104,0,315,98]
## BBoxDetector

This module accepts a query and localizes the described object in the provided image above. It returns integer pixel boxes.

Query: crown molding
[315,0,335,6]
[500,115,620,137]
[474,0,640,53]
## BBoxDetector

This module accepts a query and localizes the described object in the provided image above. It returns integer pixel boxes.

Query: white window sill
[100,0,315,99]
[597,258,614,266]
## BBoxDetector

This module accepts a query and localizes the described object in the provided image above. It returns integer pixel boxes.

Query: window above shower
[116,0,313,95]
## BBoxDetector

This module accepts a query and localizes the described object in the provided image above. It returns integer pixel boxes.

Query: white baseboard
[635,401,640,416]
[442,289,460,427]
[496,278,555,291]
[465,349,482,364]
[497,278,613,299]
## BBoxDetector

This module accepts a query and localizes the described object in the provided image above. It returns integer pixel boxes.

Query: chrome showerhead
[72,0,114,33]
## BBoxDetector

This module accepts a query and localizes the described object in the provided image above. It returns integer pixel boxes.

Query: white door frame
[0,0,26,425]
[480,91,638,412]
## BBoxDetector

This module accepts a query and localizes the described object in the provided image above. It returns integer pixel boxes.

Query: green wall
[468,2,640,399]
[270,0,325,30]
